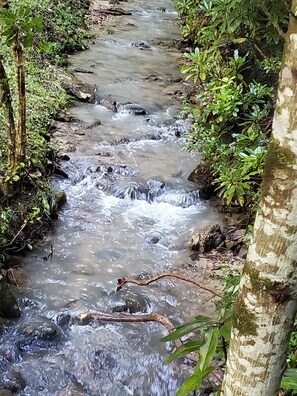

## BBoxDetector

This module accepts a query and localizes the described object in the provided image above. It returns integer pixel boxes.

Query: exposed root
[117,272,222,297]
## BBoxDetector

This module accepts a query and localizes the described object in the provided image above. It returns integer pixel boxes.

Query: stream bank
[0,1,244,395]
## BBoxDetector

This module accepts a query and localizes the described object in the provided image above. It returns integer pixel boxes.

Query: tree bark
[0,56,16,168]
[13,39,26,164]
[221,3,297,395]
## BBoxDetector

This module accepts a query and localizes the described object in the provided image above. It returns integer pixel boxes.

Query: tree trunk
[0,56,17,168]
[221,3,297,396]
[13,39,26,164]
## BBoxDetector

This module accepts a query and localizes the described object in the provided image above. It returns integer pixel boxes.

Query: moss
[232,291,258,336]
[244,261,276,294]
[261,138,295,197]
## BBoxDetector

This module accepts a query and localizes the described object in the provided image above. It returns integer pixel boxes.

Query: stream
[0,1,222,395]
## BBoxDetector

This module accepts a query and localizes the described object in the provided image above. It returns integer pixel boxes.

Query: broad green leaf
[281,369,297,390]
[199,328,219,372]
[162,316,213,342]
[163,341,202,365]
[176,371,201,396]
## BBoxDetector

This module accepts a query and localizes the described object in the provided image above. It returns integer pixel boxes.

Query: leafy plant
[162,315,228,395]
[176,0,286,210]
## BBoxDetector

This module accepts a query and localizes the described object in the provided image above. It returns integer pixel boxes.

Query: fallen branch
[76,311,181,348]
[117,272,222,297]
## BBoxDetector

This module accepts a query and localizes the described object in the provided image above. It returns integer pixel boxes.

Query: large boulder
[188,224,225,253]
[0,276,21,318]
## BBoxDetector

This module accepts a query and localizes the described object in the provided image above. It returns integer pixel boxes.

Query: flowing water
[0,1,222,395]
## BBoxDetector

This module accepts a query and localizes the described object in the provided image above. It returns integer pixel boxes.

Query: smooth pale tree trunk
[221,3,297,396]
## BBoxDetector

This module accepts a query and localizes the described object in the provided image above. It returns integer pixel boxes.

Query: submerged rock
[17,317,61,352]
[112,291,149,314]
[189,224,225,253]
[55,191,67,209]
[119,103,150,115]
[131,41,151,50]
[0,276,21,319]
[0,371,26,393]
[0,390,13,396]
[98,98,118,112]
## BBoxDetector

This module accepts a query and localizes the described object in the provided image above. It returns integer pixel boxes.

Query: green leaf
[199,328,219,372]
[281,369,297,390]
[177,372,201,396]
[161,316,213,342]
[164,341,202,365]
[220,316,232,342]
[23,33,34,48]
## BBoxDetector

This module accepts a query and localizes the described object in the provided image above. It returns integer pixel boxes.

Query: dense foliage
[168,1,297,395]
[179,0,289,209]
[0,0,91,259]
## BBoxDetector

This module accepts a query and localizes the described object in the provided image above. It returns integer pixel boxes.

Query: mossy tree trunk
[13,38,26,164]
[221,3,297,395]
[0,56,17,168]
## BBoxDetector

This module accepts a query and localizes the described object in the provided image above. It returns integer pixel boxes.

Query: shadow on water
[1,1,222,395]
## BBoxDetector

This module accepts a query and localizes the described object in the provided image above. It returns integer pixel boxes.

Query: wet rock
[54,112,77,123]
[91,349,117,370]
[0,390,13,396]
[225,228,247,252]
[131,41,151,50]
[0,371,26,393]
[54,166,69,179]
[145,235,160,245]
[58,153,71,161]
[144,74,160,81]
[55,312,72,328]
[112,181,148,200]
[96,6,132,16]
[73,68,94,74]
[55,191,67,209]
[2,267,27,287]
[19,317,60,340]
[98,98,118,112]
[188,162,213,199]
[0,275,21,318]
[112,291,149,314]
[17,317,61,352]
[85,120,102,129]
[60,383,87,396]
[189,224,226,253]
[57,69,95,102]
[119,103,149,115]
[238,244,248,259]
[96,151,112,157]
